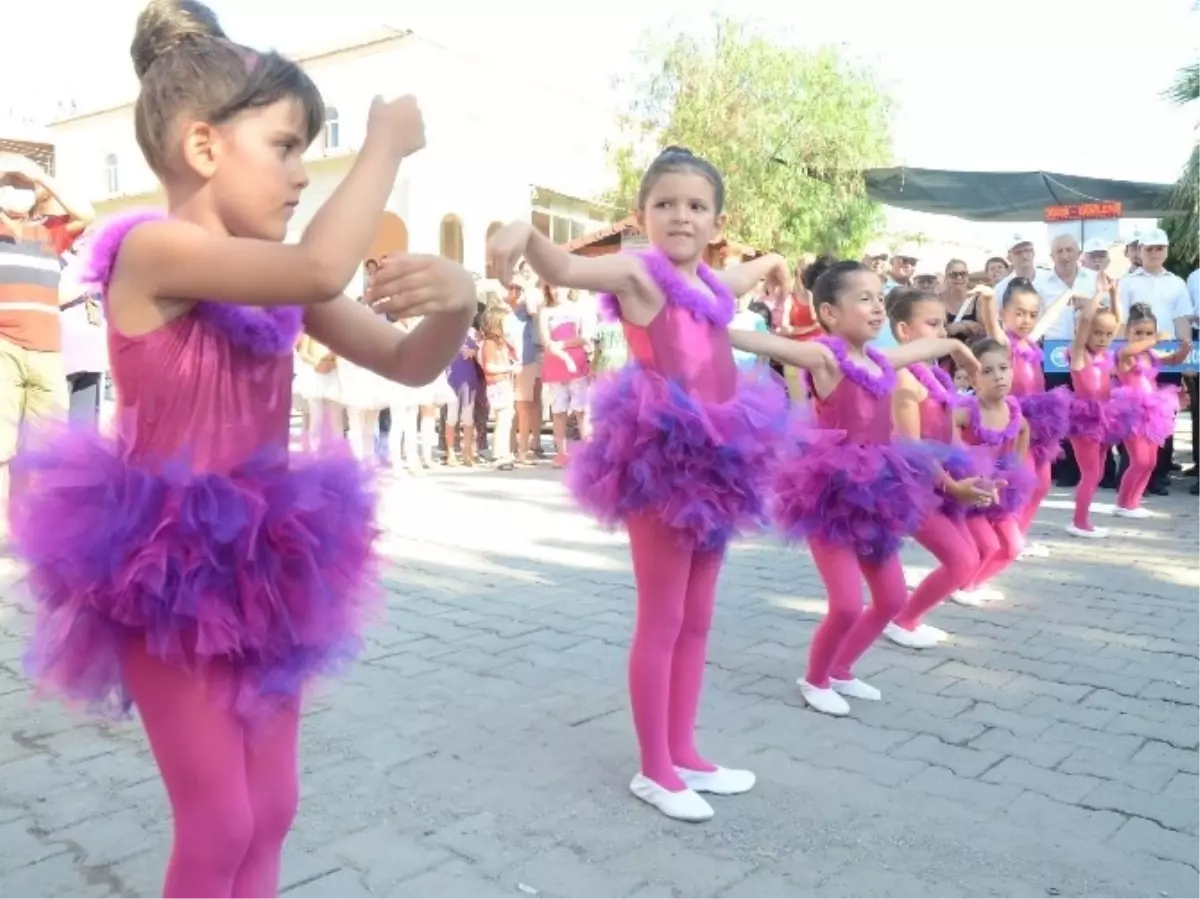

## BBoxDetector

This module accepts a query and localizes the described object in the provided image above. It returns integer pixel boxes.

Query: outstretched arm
[729,329,836,375]
[882,338,977,376]
[716,252,790,299]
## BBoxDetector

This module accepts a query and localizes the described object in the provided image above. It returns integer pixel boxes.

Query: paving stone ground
[0,448,1197,898]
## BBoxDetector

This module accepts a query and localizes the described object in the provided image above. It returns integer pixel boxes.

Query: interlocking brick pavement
[0,453,1197,897]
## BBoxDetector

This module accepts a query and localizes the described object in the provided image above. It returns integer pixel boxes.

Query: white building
[47,27,619,279]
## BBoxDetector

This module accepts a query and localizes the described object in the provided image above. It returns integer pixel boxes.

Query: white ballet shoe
[883,622,940,649]
[921,624,949,642]
[797,679,850,716]
[629,774,714,822]
[1018,541,1051,558]
[953,585,1003,606]
[1113,506,1153,519]
[1066,524,1108,539]
[676,765,756,795]
[830,677,882,701]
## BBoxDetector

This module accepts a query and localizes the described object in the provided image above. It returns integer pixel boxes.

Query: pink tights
[1018,459,1051,534]
[627,514,722,792]
[805,537,906,688]
[1070,437,1106,530]
[894,513,980,631]
[124,641,300,899]
[964,515,1023,588]
[1117,436,1157,511]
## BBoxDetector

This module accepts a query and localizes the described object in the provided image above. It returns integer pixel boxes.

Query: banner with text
[1042,340,1199,374]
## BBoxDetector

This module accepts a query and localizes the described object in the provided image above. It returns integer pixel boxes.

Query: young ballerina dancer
[488,146,791,822]
[1065,286,1121,538]
[953,339,1037,598]
[1110,303,1191,517]
[975,278,1075,559]
[879,288,995,649]
[9,2,474,896]
[730,262,980,716]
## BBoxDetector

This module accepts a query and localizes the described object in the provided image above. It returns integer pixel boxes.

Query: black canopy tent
[862,167,1183,222]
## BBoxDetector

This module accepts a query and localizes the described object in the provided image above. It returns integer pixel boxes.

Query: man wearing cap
[984,256,1010,286]
[992,233,1038,306]
[1117,227,1193,495]
[872,244,919,349]
[861,243,889,281]
[1081,238,1111,273]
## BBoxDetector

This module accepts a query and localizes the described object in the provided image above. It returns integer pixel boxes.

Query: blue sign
[1042,340,1199,374]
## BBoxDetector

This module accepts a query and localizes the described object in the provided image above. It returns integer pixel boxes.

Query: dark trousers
[66,371,102,426]
[1046,371,1079,484]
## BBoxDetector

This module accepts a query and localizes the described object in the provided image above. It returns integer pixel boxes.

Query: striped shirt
[0,217,76,351]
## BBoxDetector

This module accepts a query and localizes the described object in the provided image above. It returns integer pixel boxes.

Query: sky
[10,0,1198,253]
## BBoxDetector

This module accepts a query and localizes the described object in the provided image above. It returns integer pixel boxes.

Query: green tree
[1158,6,1198,274]
[606,17,892,260]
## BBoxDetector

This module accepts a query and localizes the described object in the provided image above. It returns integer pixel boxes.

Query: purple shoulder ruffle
[78,208,303,358]
[598,248,735,327]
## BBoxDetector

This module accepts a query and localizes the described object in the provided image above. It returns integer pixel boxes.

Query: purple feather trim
[1018,388,1071,466]
[984,454,1038,521]
[80,208,304,358]
[1067,396,1119,444]
[10,423,381,720]
[1007,332,1042,366]
[910,362,958,409]
[928,442,986,519]
[967,396,1022,445]
[1108,385,1179,445]
[598,248,736,327]
[565,363,789,550]
[818,336,897,397]
[772,433,938,563]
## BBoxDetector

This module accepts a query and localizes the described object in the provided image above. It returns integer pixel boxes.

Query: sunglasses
[895,257,917,266]
[947,270,968,280]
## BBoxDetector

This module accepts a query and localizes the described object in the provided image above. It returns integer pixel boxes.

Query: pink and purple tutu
[981,453,1038,521]
[12,427,381,720]
[566,364,788,550]
[1017,388,1071,466]
[1108,385,1179,445]
[1067,396,1119,444]
[772,431,938,563]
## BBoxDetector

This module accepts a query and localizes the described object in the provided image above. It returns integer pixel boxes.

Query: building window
[104,153,119,195]
[324,106,340,151]
[532,211,551,238]
[484,221,504,279]
[532,206,595,246]
[440,214,464,264]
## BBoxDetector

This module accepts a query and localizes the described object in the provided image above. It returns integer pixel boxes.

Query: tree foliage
[606,17,892,260]
[1159,6,1197,271]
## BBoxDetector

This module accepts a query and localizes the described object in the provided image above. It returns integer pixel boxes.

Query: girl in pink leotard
[731,262,980,717]
[9,3,474,895]
[881,287,997,649]
[1109,303,1192,517]
[1064,288,1122,538]
[953,339,1037,596]
[488,147,791,823]
[975,278,1076,555]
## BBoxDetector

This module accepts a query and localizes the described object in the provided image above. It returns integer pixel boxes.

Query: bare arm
[1117,335,1159,365]
[1015,418,1031,462]
[1068,295,1098,372]
[488,222,660,326]
[882,337,976,374]
[304,295,472,387]
[716,252,789,299]
[729,329,838,395]
[892,370,923,440]
[974,287,1005,343]
[33,172,95,231]
[1158,340,1193,366]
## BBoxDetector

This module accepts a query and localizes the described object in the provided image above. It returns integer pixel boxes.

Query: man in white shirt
[1081,238,1110,273]
[871,243,919,349]
[992,233,1039,306]
[1117,228,1193,495]
[1036,235,1097,342]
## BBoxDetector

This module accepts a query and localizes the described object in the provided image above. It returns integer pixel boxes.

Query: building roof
[0,138,54,175]
[562,215,763,258]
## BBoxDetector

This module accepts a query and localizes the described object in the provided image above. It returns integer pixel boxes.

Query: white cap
[1139,227,1170,247]
[1008,233,1036,252]
[863,241,889,259]
[1125,230,1143,246]
[1083,238,1110,254]
[894,242,921,261]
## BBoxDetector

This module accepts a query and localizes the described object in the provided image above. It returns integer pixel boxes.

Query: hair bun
[659,145,694,157]
[131,0,226,80]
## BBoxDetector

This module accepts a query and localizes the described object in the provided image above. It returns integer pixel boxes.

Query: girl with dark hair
[488,146,791,823]
[8,1,474,894]
[730,261,979,717]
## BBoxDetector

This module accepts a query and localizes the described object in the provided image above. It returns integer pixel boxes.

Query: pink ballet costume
[1008,334,1071,534]
[10,210,379,897]
[891,364,981,632]
[772,339,938,689]
[1109,352,1180,511]
[567,250,787,798]
[959,397,1037,589]
[1066,348,1118,532]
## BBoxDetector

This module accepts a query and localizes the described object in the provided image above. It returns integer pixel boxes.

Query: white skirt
[391,372,453,408]
[338,362,391,411]
[295,366,341,403]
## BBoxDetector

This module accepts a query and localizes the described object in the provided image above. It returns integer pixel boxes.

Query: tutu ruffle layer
[565,364,788,550]
[1067,396,1117,444]
[772,432,938,563]
[1018,388,1071,467]
[1108,385,1179,445]
[985,454,1038,521]
[11,427,381,719]
[929,443,983,520]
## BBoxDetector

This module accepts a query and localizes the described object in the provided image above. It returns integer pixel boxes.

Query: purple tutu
[11,426,381,719]
[926,443,984,520]
[1018,388,1071,467]
[1067,396,1117,444]
[772,431,938,563]
[981,453,1038,521]
[565,364,789,550]
[1108,385,1179,445]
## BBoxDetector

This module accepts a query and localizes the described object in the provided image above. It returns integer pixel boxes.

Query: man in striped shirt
[0,153,94,519]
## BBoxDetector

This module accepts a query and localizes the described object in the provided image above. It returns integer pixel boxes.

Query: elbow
[299,255,352,305]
